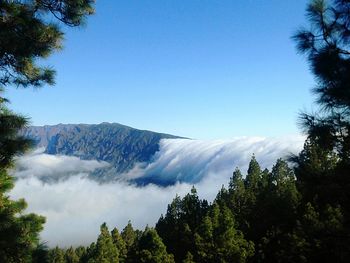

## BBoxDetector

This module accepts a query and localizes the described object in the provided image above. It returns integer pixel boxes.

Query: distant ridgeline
[20,123,183,182]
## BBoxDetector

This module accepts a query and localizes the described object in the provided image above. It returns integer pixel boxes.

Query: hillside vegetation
[21,123,182,173]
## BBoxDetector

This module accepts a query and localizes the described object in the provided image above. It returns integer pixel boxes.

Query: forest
[1,0,349,262]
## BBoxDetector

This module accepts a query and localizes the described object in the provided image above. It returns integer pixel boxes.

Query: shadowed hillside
[21,123,184,174]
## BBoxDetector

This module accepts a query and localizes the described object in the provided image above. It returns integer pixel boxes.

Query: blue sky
[6,0,314,139]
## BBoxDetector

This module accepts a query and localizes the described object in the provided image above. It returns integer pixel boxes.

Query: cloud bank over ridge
[125,136,304,184]
[10,136,304,247]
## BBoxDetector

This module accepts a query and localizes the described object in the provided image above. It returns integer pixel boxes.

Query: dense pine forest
[1,0,350,262]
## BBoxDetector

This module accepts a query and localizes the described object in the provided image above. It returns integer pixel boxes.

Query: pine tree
[195,203,254,263]
[48,246,65,263]
[0,100,46,262]
[292,1,350,260]
[65,246,80,263]
[253,160,301,262]
[155,194,182,259]
[293,0,350,207]
[136,228,174,263]
[75,246,87,261]
[80,242,96,263]
[181,187,208,233]
[121,221,137,252]
[32,242,49,263]
[226,168,248,230]
[156,188,208,262]
[89,223,119,263]
[297,202,347,261]
[0,0,94,89]
[112,227,127,263]
[245,155,262,191]
[0,1,94,261]
[194,215,214,262]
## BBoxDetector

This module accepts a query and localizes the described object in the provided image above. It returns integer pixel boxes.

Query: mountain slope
[21,123,183,173]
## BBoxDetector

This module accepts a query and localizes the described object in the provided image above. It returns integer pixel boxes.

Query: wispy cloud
[124,136,305,185]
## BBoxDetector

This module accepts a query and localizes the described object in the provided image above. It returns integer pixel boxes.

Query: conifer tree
[297,202,347,261]
[181,187,208,232]
[195,203,254,263]
[252,160,301,262]
[112,227,127,263]
[156,187,208,262]
[75,246,87,261]
[293,0,350,207]
[292,0,350,260]
[245,155,261,191]
[65,246,80,263]
[226,168,248,230]
[32,243,50,263]
[48,246,65,263]
[194,215,214,262]
[136,228,174,263]
[121,221,137,252]
[89,223,119,263]
[0,1,94,261]
[80,242,96,263]
[0,0,94,89]
[0,100,46,262]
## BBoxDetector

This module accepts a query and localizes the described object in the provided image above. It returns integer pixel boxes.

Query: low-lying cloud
[10,136,304,247]
[14,148,109,182]
[125,136,304,185]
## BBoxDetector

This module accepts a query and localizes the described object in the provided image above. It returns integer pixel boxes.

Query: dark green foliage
[48,247,65,263]
[293,0,350,208]
[292,0,350,260]
[195,204,254,263]
[80,242,96,263]
[53,155,347,263]
[32,243,49,263]
[65,246,79,263]
[74,246,86,261]
[1,1,94,262]
[294,0,350,112]
[226,168,249,231]
[156,187,209,262]
[0,100,46,262]
[88,223,119,263]
[134,227,174,263]
[0,0,94,88]
[156,185,253,263]
[0,104,32,168]
[112,227,127,263]
[121,221,137,252]
[297,202,347,261]
[245,155,261,191]
[252,160,302,262]
[215,157,305,262]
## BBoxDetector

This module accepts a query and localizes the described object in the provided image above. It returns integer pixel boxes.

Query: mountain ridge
[20,122,186,176]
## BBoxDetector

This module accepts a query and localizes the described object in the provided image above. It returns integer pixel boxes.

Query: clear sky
[6,0,314,139]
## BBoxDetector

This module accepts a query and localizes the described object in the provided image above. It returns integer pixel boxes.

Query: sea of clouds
[10,136,304,247]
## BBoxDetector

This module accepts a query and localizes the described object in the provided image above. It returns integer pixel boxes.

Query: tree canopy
[0,0,94,89]
[0,0,94,262]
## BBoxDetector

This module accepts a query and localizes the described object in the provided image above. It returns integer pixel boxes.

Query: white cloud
[13,148,109,181]
[11,176,191,247]
[10,136,304,247]
[123,136,305,184]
